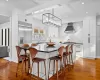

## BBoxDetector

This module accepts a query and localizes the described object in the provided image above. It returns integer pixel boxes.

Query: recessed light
[6,0,8,1]
[32,12,34,14]
[82,2,84,4]
[86,12,88,14]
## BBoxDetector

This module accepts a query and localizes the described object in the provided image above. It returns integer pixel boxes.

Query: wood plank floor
[0,58,99,80]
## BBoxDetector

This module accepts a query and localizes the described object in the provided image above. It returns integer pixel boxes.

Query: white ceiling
[0,0,44,16]
[0,0,100,23]
[0,0,39,10]
[25,0,100,23]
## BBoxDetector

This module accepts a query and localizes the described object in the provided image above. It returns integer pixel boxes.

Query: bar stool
[63,45,70,70]
[48,46,64,80]
[22,44,30,72]
[29,48,46,79]
[69,44,74,66]
[16,46,28,77]
[63,45,69,66]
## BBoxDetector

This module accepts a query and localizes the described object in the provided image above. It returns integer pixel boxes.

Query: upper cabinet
[83,16,96,37]
[89,17,96,37]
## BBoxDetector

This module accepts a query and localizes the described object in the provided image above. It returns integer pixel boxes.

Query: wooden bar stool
[48,46,64,80]
[16,46,28,77]
[63,45,70,70]
[29,48,46,79]
[69,44,74,66]
[22,44,30,72]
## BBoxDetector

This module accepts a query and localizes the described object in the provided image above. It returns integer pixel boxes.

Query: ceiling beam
[25,0,69,15]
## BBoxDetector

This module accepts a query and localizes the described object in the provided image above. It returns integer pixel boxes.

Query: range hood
[64,23,75,33]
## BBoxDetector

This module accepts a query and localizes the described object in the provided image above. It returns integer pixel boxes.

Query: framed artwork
[34,28,38,33]
[40,29,44,34]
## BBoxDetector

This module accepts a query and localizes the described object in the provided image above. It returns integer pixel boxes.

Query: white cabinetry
[83,16,96,58]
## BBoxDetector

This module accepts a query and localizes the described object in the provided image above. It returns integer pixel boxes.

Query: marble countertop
[20,42,83,53]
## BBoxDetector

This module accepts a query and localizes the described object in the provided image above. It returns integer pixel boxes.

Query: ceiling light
[82,2,84,4]
[32,12,34,15]
[42,13,62,27]
[86,12,88,14]
[6,0,8,1]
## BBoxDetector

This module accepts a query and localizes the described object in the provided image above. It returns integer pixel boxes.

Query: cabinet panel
[83,16,96,58]
[89,19,96,36]
[89,37,96,58]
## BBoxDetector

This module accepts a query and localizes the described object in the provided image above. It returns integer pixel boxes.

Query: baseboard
[4,57,12,61]
[95,56,100,59]
[83,56,96,60]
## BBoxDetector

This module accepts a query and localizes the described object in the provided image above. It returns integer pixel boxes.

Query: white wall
[26,16,48,42]
[10,9,26,63]
[59,21,83,43]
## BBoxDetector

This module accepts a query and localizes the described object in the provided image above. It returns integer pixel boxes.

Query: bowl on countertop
[47,42,55,46]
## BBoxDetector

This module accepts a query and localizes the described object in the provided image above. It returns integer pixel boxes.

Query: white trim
[96,56,100,58]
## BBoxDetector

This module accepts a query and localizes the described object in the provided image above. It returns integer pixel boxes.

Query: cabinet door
[83,17,96,59]
[83,19,90,58]
[88,36,96,58]
[89,18,96,37]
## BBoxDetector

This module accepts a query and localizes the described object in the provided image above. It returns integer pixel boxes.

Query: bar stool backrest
[23,44,29,47]
[58,46,64,57]
[65,45,69,54]
[69,44,73,53]
[29,48,38,59]
[31,43,37,46]
[16,46,21,61]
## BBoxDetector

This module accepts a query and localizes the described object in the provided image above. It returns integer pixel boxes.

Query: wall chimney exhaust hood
[64,23,75,33]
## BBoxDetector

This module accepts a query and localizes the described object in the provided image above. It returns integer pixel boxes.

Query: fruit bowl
[47,42,55,46]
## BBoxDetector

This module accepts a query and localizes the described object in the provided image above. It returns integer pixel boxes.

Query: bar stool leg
[48,59,51,79]
[44,61,46,80]
[21,60,24,79]
[70,54,74,69]
[30,62,33,80]
[69,54,71,65]
[56,60,58,80]
[64,56,66,68]
[16,62,20,77]
[66,56,70,71]
[53,60,55,75]
[37,62,39,77]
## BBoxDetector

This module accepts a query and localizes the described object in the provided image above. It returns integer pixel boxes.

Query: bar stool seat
[32,57,45,62]
[63,52,69,56]
[49,56,61,60]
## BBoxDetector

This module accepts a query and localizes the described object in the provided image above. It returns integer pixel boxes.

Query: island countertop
[20,42,83,53]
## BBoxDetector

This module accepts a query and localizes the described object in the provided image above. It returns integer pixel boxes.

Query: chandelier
[42,13,62,27]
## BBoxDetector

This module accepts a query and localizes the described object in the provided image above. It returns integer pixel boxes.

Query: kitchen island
[28,42,83,80]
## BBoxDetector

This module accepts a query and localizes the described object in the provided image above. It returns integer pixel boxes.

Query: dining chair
[29,47,46,79]
[48,46,64,80]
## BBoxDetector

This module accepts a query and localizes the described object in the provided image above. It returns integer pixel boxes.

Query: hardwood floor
[0,58,99,80]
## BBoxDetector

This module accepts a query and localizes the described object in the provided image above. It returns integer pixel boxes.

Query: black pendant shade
[65,23,75,33]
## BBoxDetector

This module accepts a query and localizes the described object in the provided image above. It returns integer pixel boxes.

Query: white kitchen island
[29,42,83,80]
